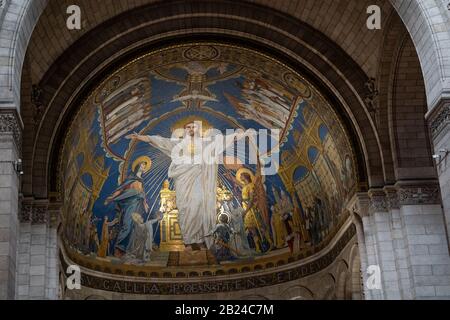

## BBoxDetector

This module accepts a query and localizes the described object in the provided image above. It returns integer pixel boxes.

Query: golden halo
[171,116,212,137]
[217,211,231,224]
[236,168,255,185]
[132,156,152,173]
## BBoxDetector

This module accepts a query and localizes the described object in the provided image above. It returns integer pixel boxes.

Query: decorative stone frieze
[397,185,441,206]
[0,110,21,148]
[368,190,388,214]
[19,199,53,224]
[384,187,400,210]
[429,103,450,140]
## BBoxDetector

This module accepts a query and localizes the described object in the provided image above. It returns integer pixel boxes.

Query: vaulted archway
[1,0,450,300]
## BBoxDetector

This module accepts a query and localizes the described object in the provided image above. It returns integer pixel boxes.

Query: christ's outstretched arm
[126,132,176,157]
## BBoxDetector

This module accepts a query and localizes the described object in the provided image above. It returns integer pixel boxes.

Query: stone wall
[0,111,20,299]
[15,201,59,300]
[16,222,58,299]
[391,0,450,110]
[0,0,47,109]
[1,0,450,301]
[429,103,450,248]
[353,183,450,299]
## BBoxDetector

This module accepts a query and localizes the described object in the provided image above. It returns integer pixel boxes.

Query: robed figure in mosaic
[127,120,247,250]
[105,159,151,257]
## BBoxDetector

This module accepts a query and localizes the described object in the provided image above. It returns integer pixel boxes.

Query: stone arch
[3,1,448,114]
[334,260,350,300]
[2,0,449,302]
[347,244,363,300]
[375,12,406,184]
[23,0,388,200]
[375,10,436,183]
[390,0,450,110]
[4,0,445,200]
[0,0,48,108]
[389,33,435,179]
[319,273,337,300]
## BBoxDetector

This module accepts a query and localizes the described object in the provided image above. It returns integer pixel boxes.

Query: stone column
[0,110,21,300]
[384,186,414,300]
[397,182,450,299]
[354,181,450,300]
[366,189,402,300]
[349,193,370,299]
[16,199,59,300]
[428,103,450,244]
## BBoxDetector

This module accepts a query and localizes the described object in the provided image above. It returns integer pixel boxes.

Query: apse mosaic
[60,43,357,271]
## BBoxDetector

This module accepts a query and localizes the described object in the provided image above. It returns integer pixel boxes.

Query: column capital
[348,192,370,218]
[349,181,441,217]
[395,181,441,206]
[0,108,22,152]
[383,186,400,210]
[426,100,450,144]
[368,189,388,214]
[20,198,53,224]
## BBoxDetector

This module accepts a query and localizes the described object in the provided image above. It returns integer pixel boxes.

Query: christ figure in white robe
[127,121,247,251]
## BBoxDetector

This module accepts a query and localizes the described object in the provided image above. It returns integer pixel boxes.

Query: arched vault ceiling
[27,0,393,85]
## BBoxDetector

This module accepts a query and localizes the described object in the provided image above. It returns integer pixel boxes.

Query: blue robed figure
[105,157,151,258]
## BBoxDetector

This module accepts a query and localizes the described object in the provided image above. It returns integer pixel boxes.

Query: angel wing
[98,78,153,159]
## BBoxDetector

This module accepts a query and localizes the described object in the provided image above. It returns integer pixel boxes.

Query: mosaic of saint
[61,44,357,271]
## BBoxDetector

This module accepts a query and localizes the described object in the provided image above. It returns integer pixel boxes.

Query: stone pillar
[397,182,450,299]
[428,103,450,244]
[384,186,414,300]
[365,189,402,300]
[16,199,59,300]
[354,181,450,300]
[0,110,21,300]
[349,193,370,299]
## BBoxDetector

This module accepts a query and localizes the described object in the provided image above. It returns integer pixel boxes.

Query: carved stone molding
[32,205,49,224]
[384,187,400,210]
[368,190,388,214]
[348,193,370,218]
[20,199,52,224]
[397,185,441,206]
[48,200,62,229]
[19,203,33,222]
[0,110,21,148]
[364,78,379,126]
[31,84,45,124]
[59,224,357,295]
[428,103,450,141]
[351,183,441,217]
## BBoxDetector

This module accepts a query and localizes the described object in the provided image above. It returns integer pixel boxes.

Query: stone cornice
[368,189,388,214]
[348,193,370,218]
[396,183,441,206]
[20,198,60,225]
[384,186,400,210]
[352,181,442,216]
[0,109,22,150]
[426,100,450,143]
[59,223,357,295]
